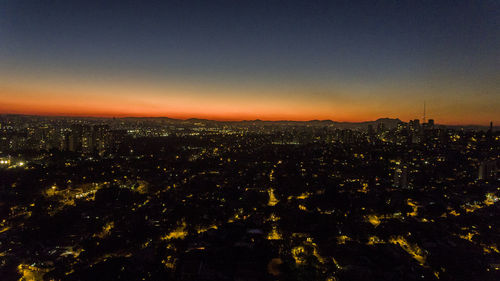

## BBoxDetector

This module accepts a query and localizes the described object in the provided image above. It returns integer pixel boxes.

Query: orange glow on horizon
[0,83,379,122]
[0,80,498,125]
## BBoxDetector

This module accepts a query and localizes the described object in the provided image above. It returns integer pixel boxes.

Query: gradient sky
[0,0,498,124]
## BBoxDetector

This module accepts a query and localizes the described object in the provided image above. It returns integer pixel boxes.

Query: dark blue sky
[0,0,498,123]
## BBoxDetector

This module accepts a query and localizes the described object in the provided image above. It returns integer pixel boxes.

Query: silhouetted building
[428,119,434,128]
[396,122,406,132]
[367,125,374,136]
[92,125,110,155]
[377,123,385,134]
[69,124,84,152]
[68,124,109,154]
[478,159,498,181]
[393,164,409,189]
[409,119,420,132]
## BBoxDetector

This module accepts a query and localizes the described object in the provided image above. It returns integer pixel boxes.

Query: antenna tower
[423,101,426,123]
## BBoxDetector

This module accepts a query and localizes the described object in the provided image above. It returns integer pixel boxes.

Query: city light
[0,1,498,280]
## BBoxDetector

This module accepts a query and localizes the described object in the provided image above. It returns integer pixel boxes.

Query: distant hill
[1,114,497,131]
[333,118,402,130]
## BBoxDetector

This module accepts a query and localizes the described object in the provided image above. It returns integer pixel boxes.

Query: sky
[0,0,498,124]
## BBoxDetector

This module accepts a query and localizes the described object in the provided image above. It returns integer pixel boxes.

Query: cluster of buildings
[0,121,112,154]
[63,124,110,155]
[0,113,499,281]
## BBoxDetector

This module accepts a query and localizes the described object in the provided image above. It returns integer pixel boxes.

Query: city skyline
[1,1,499,124]
[0,112,496,128]
[1,112,499,281]
[1,2,499,279]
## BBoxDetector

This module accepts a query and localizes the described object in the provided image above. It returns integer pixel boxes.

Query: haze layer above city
[0,0,499,124]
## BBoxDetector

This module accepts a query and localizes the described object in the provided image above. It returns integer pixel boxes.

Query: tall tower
[423,101,426,124]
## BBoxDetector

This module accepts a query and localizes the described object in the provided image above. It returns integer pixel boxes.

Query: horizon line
[0,112,496,128]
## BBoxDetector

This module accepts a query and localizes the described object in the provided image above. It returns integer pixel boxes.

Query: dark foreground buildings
[0,115,499,281]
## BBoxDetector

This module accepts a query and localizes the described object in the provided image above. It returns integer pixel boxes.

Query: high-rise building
[409,119,420,132]
[367,125,375,142]
[376,123,385,134]
[68,124,109,155]
[69,124,84,152]
[397,122,407,132]
[367,124,374,136]
[393,164,409,189]
[427,119,434,129]
[92,125,110,155]
[478,159,498,181]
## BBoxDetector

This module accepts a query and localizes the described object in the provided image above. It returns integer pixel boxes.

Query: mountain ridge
[0,114,497,130]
